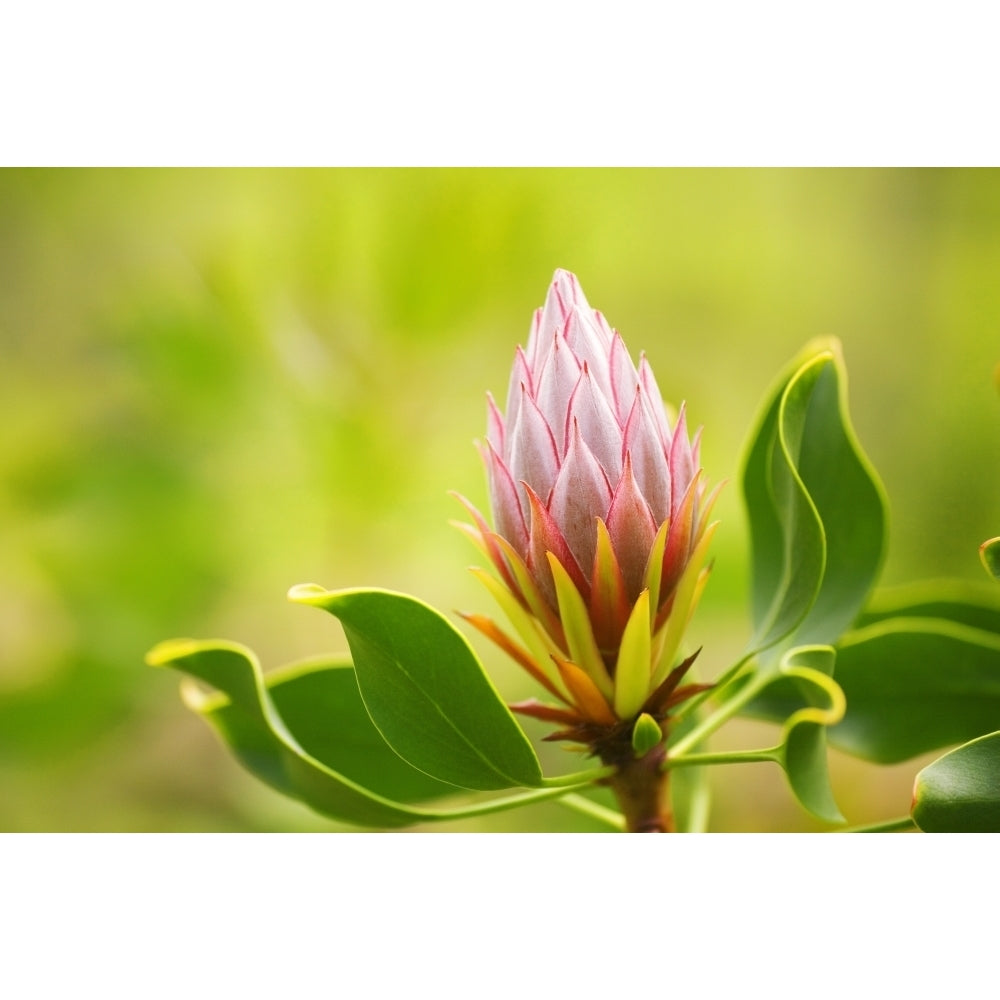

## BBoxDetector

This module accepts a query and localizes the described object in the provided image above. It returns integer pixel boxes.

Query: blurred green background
[2,168,998,832]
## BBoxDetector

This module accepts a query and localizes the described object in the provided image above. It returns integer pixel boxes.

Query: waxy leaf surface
[830,618,1000,763]
[289,585,544,790]
[742,343,886,654]
[855,580,1000,635]
[149,641,571,828]
[147,641,456,828]
[912,731,1000,832]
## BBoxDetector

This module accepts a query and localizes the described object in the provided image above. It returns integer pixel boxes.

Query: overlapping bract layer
[457,270,719,732]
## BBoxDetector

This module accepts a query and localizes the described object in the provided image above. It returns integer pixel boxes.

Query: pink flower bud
[457,270,719,733]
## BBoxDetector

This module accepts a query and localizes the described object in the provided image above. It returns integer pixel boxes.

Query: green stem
[558,793,626,831]
[666,748,779,768]
[669,669,770,758]
[670,651,756,725]
[420,784,584,822]
[837,816,917,834]
[541,765,615,788]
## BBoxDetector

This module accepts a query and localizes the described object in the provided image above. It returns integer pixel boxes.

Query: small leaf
[981,537,1000,582]
[742,342,887,654]
[912,731,1000,832]
[288,585,544,790]
[631,712,663,756]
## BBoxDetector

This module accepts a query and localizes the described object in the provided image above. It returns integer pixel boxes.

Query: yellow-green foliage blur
[2,169,998,831]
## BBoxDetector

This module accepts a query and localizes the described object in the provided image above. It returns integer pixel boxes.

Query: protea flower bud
[456,269,719,756]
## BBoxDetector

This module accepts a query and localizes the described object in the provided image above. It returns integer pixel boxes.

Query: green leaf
[148,640,572,828]
[912,731,1000,832]
[856,579,1000,635]
[631,712,663,757]
[981,538,1000,582]
[202,656,458,804]
[775,646,844,824]
[831,618,1000,763]
[742,355,824,651]
[742,342,887,654]
[288,584,544,790]
[147,640,453,828]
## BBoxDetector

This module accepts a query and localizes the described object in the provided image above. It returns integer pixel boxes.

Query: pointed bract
[566,366,623,484]
[607,454,658,602]
[622,386,671,524]
[533,332,582,456]
[508,385,560,515]
[482,441,529,555]
[465,269,715,729]
[549,420,613,577]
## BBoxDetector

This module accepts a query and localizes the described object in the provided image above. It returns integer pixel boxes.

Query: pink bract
[458,269,719,727]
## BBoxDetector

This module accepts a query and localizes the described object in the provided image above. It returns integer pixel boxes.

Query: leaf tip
[287,582,334,605]
[145,638,200,668]
[632,712,663,756]
[979,537,1000,581]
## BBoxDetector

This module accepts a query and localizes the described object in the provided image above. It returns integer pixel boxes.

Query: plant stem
[670,652,755,725]
[541,765,615,788]
[666,748,779,768]
[837,816,917,833]
[669,669,769,757]
[605,746,673,832]
[558,793,627,831]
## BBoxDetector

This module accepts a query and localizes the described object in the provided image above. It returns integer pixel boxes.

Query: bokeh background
[2,168,999,831]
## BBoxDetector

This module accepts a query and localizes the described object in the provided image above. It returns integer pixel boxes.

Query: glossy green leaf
[856,579,1000,634]
[742,355,825,651]
[200,656,458,804]
[148,640,572,828]
[631,712,663,757]
[742,342,887,654]
[147,639,453,828]
[775,646,844,824]
[288,584,544,790]
[981,538,1000,582]
[912,731,1000,832]
[831,618,1000,763]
